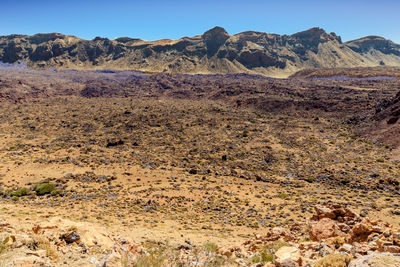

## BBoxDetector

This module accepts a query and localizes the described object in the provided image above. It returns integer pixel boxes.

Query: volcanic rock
[1,27,400,77]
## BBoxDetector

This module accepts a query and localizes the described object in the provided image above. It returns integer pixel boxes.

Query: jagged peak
[28,33,78,45]
[291,27,328,38]
[202,26,229,39]
[114,37,143,43]
[291,27,341,44]
[346,35,390,43]
[345,35,400,55]
[202,26,230,57]
[93,36,110,42]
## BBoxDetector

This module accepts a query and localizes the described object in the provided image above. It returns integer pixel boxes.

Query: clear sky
[1,0,399,43]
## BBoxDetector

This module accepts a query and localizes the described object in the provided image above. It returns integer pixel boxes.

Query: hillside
[0,67,400,266]
[1,27,400,77]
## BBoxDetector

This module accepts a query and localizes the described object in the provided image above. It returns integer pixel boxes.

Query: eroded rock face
[1,27,400,76]
[291,27,342,52]
[347,36,400,56]
[202,26,230,57]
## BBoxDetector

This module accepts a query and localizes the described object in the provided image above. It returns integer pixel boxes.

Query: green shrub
[10,187,30,197]
[0,239,7,254]
[134,249,166,267]
[203,242,218,253]
[305,177,314,183]
[277,192,289,199]
[260,251,274,263]
[34,183,56,196]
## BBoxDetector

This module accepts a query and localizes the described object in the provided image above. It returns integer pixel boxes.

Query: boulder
[274,246,301,265]
[217,246,233,257]
[349,220,374,242]
[40,217,115,249]
[267,227,295,241]
[60,231,80,243]
[314,205,336,220]
[348,252,400,267]
[312,204,357,221]
[339,243,353,254]
[309,218,341,241]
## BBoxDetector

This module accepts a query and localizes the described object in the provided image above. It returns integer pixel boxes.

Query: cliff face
[1,27,400,77]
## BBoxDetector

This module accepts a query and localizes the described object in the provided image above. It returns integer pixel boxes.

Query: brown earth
[0,67,399,266]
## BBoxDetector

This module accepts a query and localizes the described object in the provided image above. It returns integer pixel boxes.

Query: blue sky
[1,0,399,43]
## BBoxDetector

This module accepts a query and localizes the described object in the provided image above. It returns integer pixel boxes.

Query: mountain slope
[1,27,400,77]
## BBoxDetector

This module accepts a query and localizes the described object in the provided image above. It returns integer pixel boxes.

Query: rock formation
[1,27,400,77]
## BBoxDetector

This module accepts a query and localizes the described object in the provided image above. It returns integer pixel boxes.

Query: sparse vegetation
[203,242,218,253]
[0,67,399,266]
[33,182,56,196]
[314,253,352,267]
[10,187,30,197]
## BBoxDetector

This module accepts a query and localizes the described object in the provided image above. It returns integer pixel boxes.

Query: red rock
[217,247,233,257]
[266,227,295,241]
[393,233,400,245]
[309,218,340,241]
[385,245,400,253]
[312,204,357,222]
[313,205,336,220]
[350,220,374,242]
[352,242,371,255]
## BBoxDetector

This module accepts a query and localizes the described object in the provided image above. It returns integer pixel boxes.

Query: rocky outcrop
[346,36,400,56]
[1,204,400,266]
[1,27,400,77]
[231,204,400,266]
[202,26,230,57]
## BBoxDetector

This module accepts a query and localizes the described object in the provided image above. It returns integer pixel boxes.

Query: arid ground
[0,66,399,266]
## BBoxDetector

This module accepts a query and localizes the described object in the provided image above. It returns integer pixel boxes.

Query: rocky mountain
[1,27,400,77]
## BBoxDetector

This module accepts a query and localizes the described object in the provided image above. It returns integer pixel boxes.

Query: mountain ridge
[1,26,400,77]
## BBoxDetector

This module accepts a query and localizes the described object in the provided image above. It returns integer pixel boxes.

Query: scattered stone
[106,140,124,147]
[60,231,81,244]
